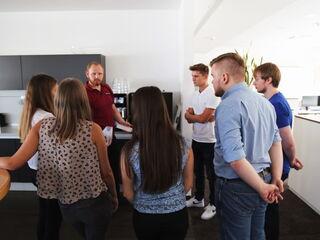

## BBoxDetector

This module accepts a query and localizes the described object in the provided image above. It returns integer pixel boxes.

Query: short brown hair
[209,52,245,77]
[253,63,281,88]
[86,61,103,71]
[189,63,209,75]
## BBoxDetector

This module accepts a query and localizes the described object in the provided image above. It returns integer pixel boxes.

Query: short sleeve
[271,107,282,143]
[32,110,54,127]
[188,92,196,108]
[273,102,291,129]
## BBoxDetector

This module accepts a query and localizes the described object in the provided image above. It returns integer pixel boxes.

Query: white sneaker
[186,189,192,197]
[186,197,204,208]
[201,204,216,220]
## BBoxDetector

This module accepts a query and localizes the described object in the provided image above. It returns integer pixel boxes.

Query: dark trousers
[265,173,288,240]
[108,137,121,195]
[38,197,62,240]
[192,140,216,204]
[29,167,62,240]
[59,191,113,240]
[133,208,189,240]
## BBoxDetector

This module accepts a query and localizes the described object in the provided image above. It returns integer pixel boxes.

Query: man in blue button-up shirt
[210,53,284,240]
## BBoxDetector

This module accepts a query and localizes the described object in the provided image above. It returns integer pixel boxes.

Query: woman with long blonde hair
[19,74,61,240]
[0,78,117,240]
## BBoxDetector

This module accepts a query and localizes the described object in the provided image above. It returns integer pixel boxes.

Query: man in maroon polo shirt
[85,61,131,199]
[85,62,129,130]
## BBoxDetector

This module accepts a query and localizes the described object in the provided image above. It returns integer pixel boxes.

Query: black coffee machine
[114,94,128,121]
[127,92,173,123]
[0,113,8,127]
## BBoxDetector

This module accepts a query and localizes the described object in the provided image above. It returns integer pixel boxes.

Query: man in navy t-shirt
[254,62,303,240]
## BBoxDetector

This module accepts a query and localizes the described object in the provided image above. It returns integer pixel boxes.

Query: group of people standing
[0,52,303,240]
[185,52,303,240]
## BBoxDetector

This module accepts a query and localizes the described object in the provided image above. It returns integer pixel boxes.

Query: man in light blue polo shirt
[209,52,284,240]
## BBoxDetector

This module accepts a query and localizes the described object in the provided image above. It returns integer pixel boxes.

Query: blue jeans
[215,173,271,240]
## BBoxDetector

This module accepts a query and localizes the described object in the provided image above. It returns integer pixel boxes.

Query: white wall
[0,10,181,92]
[199,0,320,99]
[0,9,196,131]
[179,0,194,139]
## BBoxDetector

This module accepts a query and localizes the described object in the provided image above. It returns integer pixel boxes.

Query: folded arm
[184,108,215,123]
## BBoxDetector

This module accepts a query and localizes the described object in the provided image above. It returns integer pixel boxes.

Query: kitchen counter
[114,131,132,140]
[295,114,320,124]
[0,126,132,140]
[289,115,320,214]
[0,126,19,139]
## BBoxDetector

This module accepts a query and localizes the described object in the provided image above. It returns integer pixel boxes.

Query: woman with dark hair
[19,74,61,240]
[120,86,194,240]
[0,78,117,240]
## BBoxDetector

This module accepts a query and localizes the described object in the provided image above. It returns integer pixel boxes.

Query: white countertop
[115,131,132,140]
[295,114,320,123]
[0,126,132,140]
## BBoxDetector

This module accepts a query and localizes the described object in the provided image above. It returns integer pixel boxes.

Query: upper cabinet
[0,54,105,90]
[21,54,105,88]
[0,56,23,90]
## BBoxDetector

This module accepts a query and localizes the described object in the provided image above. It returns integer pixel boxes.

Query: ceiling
[194,0,299,53]
[0,0,182,12]
[2,0,318,58]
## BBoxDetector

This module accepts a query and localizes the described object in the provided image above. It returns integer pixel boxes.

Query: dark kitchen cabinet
[0,54,105,90]
[0,139,30,182]
[0,56,23,90]
[21,54,105,87]
[0,139,17,156]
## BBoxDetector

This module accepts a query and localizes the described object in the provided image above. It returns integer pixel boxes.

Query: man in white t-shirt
[185,63,219,220]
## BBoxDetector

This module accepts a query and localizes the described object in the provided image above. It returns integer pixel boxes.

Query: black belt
[218,167,271,182]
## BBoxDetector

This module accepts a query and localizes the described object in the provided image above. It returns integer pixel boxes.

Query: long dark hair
[123,86,182,193]
[19,74,57,141]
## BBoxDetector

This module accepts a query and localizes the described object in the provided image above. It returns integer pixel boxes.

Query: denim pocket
[222,181,262,216]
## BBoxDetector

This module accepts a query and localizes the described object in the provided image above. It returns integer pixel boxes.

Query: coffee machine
[127,92,173,123]
[114,94,128,120]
